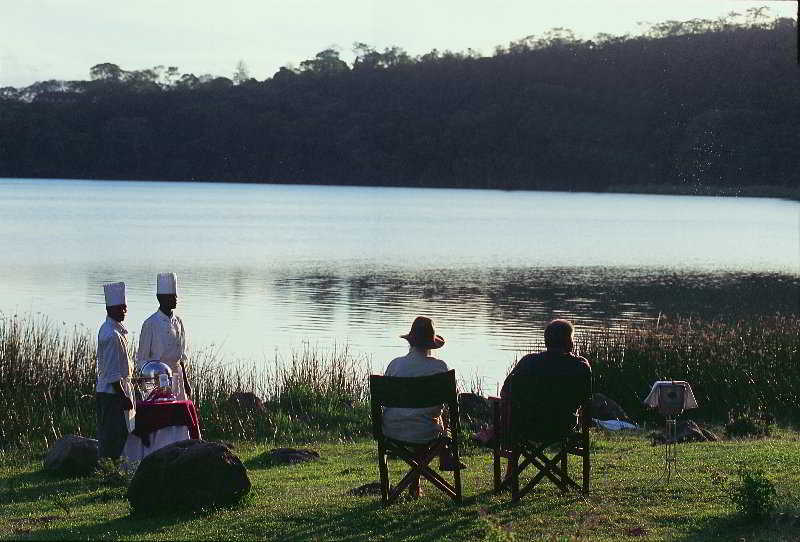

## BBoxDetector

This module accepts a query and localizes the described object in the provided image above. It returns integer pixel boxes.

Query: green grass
[2,430,799,541]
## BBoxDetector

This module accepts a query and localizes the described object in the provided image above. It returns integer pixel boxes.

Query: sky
[1,0,796,88]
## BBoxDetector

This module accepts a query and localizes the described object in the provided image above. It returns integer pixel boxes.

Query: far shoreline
[3,175,799,202]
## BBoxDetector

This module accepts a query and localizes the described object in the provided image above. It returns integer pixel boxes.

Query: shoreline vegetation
[1,310,797,452]
[1,14,797,196]
[6,177,800,202]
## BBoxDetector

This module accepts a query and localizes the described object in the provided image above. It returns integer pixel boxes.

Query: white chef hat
[103,282,127,306]
[157,272,178,295]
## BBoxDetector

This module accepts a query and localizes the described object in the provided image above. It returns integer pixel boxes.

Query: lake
[1,178,797,389]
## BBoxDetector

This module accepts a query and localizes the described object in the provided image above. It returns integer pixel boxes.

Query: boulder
[650,420,719,445]
[262,448,320,466]
[227,392,267,414]
[43,435,98,476]
[591,393,630,421]
[127,440,250,514]
[347,482,383,496]
[459,393,492,424]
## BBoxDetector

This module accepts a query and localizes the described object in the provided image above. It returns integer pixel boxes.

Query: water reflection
[1,179,798,387]
[2,263,796,389]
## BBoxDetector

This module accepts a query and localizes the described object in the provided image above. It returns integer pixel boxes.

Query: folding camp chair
[369,369,462,506]
[490,374,591,502]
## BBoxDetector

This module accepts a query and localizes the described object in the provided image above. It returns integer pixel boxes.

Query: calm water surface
[1,178,797,388]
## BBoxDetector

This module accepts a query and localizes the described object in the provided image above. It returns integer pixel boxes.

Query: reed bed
[1,310,798,451]
[579,314,800,423]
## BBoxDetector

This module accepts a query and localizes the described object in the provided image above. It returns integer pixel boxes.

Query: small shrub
[730,466,777,521]
[725,415,771,439]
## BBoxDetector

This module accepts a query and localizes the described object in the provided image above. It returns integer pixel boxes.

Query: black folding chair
[490,372,592,502]
[369,370,462,505]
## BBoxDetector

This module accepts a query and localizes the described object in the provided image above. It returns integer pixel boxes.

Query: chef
[137,272,192,400]
[97,281,136,461]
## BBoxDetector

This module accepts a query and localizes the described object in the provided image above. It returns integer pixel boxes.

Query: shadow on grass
[280,487,586,541]
[669,511,800,542]
[20,511,190,540]
[1,469,103,505]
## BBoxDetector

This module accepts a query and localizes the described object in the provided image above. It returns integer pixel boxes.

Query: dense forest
[1,11,798,193]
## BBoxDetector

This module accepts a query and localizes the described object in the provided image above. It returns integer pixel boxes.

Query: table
[122,400,201,468]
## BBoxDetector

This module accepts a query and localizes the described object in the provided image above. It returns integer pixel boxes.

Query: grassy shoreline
[2,431,799,540]
[1,311,798,450]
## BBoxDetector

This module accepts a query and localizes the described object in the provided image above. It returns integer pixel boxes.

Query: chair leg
[510,451,520,502]
[377,442,389,504]
[583,450,590,495]
[493,444,501,494]
[451,437,462,502]
[492,399,502,494]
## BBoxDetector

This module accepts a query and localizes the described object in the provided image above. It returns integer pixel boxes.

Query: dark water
[1,178,797,387]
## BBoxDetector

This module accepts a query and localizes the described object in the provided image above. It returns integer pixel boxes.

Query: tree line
[1,10,797,193]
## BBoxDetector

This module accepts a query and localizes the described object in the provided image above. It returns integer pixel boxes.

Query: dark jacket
[501,350,592,441]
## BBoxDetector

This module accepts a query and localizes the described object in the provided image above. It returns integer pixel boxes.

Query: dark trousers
[96,392,128,460]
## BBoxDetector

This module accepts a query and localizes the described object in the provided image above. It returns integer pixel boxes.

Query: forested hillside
[1,14,797,192]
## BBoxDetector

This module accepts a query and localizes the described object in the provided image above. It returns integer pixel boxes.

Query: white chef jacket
[137,310,189,399]
[381,349,449,444]
[96,317,136,429]
[97,317,134,393]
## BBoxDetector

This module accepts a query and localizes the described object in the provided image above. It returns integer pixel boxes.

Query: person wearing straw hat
[383,316,463,497]
[96,281,136,461]
[137,272,191,400]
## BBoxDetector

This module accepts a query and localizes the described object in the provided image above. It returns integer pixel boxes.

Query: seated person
[382,316,460,496]
[501,319,592,442]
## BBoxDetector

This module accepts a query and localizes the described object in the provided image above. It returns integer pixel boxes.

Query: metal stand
[655,417,682,484]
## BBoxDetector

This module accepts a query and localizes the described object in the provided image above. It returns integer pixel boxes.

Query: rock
[459,393,492,423]
[43,435,99,476]
[127,440,250,514]
[699,428,719,442]
[261,448,320,466]
[347,482,383,496]
[591,393,630,421]
[227,392,267,414]
[650,420,718,444]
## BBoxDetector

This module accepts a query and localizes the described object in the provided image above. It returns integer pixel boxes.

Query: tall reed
[1,310,798,450]
[578,314,800,422]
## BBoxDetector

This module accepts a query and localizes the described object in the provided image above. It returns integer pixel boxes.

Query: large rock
[650,420,719,445]
[459,393,492,424]
[127,440,250,514]
[347,482,383,496]
[262,448,320,466]
[43,435,98,476]
[591,393,630,421]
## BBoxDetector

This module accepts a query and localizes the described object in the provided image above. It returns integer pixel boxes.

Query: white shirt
[136,310,188,371]
[382,348,449,444]
[96,317,134,394]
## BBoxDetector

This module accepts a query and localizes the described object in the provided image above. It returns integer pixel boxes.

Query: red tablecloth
[133,400,201,443]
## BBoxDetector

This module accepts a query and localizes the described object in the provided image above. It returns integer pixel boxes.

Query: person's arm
[178,318,191,398]
[112,380,134,410]
[102,334,133,410]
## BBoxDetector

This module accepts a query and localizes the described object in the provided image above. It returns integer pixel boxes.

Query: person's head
[156,272,178,312]
[106,304,127,322]
[157,294,177,311]
[544,319,574,352]
[401,316,445,352]
[103,281,127,322]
